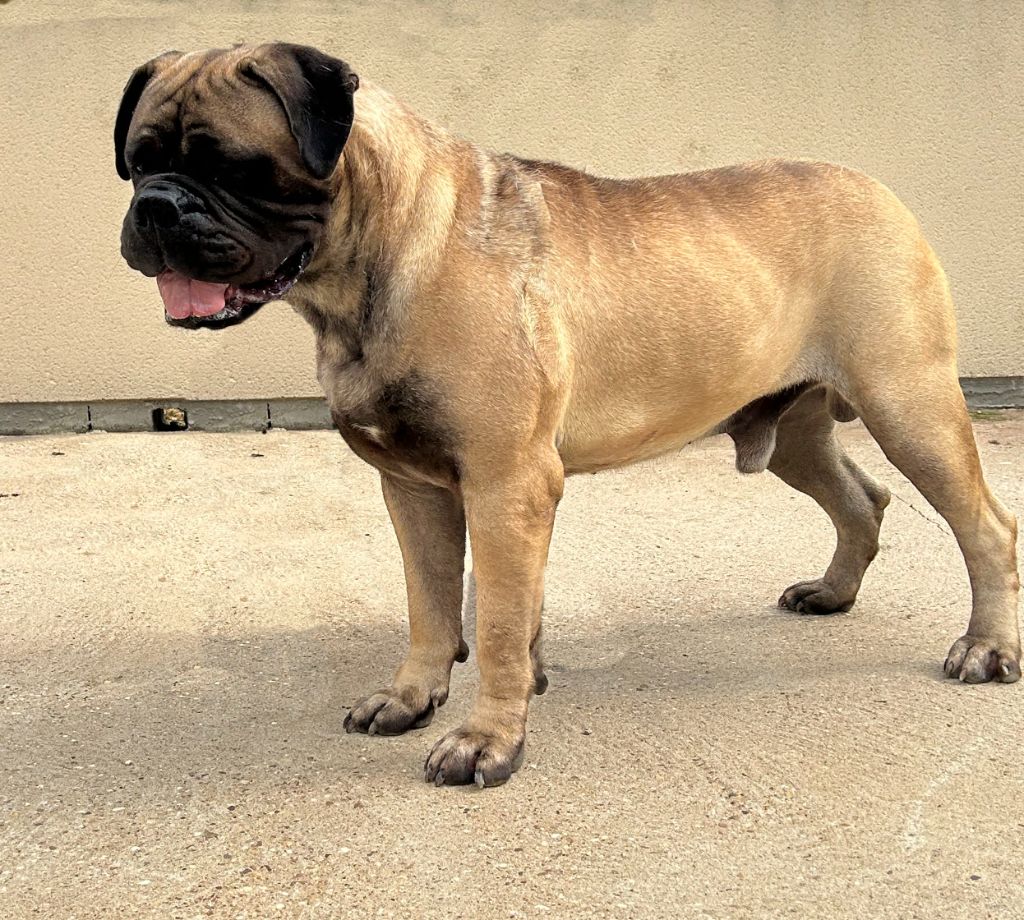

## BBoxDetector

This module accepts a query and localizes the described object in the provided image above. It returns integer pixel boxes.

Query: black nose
[135,186,186,229]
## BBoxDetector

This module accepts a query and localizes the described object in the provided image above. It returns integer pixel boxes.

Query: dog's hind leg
[769,386,891,614]
[852,365,1020,682]
[838,236,1020,682]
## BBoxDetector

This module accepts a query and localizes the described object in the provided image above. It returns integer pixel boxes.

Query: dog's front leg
[344,474,468,735]
[425,451,563,787]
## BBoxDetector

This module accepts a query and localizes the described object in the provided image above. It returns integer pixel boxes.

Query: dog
[116,42,1021,787]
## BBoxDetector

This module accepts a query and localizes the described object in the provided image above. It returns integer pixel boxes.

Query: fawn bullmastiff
[115,43,1020,787]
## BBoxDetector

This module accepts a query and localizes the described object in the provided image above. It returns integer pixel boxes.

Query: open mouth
[158,245,313,329]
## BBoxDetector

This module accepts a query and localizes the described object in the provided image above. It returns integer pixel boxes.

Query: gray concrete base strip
[960,376,1024,409]
[267,398,334,431]
[0,402,90,436]
[0,379,1021,435]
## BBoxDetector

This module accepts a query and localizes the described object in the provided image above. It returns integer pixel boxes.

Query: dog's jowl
[116,43,1021,787]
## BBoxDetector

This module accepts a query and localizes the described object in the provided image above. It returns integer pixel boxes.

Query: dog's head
[115,43,358,328]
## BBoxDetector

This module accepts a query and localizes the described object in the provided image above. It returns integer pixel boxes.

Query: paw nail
[474,769,486,788]
[434,770,446,787]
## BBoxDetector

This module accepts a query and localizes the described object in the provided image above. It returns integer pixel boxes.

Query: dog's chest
[327,373,458,488]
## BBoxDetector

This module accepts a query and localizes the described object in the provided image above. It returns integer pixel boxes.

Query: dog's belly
[558,408,720,474]
[555,322,811,475]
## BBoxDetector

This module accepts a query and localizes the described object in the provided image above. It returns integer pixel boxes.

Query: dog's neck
[287,81,467,369]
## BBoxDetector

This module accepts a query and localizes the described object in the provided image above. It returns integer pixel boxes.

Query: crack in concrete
[890,492,952,537]
[903,736,984,851]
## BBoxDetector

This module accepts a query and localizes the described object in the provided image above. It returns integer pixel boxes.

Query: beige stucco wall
[1,0,1021,402]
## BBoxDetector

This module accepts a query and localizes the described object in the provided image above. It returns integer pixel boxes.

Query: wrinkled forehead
[129,48,292,159]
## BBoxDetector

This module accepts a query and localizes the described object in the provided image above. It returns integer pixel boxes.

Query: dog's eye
[184,151,233,188]
[233,157,273,186]
[130,144,167,177]
[206,155,276,193]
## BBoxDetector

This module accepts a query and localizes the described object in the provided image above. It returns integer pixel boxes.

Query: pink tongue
[156,270,229,319]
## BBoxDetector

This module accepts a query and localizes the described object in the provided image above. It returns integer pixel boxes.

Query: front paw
[344,683,447,736]
[944,635,1021,684]
[424,723,525,788]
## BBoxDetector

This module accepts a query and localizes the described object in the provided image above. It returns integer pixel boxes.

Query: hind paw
[778,579,856,615]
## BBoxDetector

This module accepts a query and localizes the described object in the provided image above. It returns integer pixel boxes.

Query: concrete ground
[1,416,1022,920]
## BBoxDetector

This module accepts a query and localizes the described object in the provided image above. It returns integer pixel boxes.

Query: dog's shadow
[4,591,949,806]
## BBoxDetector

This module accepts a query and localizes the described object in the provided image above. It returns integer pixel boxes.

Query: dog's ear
[114,52,182,180]
[243,43,359,181]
